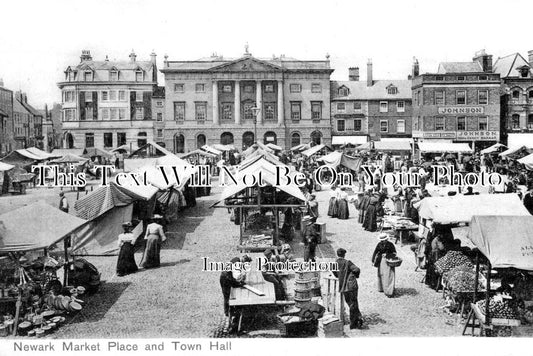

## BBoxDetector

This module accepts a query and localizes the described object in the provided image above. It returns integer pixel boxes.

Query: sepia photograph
[0,0,532,354]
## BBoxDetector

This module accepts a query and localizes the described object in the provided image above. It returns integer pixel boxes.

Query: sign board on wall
[413,131,456,139]
[456,131,499,141]
[437,106,485,115]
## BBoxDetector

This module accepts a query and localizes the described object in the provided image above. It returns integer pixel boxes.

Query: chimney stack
[129,49,137,63]
[473,49,492,73]
[367,59,373,87]
[348,67,359,81]
[80,50,92,62]
[150,51,157,64]
[528,50,533,68]
[412,57,420,77]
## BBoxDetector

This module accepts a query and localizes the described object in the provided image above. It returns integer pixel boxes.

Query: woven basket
[386,257,403,268]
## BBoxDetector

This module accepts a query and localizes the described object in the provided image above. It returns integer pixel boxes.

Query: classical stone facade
[159,50,333,152]
[412,51,501,151]
[57,50,158,150]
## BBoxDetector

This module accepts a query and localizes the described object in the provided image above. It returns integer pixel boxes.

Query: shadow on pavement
[394,287,419,297]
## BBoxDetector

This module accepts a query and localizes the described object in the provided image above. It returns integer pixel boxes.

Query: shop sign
[438,106,484,115]
[456,131,499,141]
[415,131,456,139]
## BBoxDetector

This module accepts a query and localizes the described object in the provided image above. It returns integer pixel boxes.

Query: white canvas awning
[500,145,531,158]
[201,145,222,155]
[417,142,472,153]
[374,140,411,151]
[480,143,506,155]
[518,153,533,170]
[331,136,368,146]
[302,144,330,157]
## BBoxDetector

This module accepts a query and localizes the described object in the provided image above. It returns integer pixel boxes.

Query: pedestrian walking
[302,215,319,262]
[372,233,397,297]
[332,248,363,329]
[116,222,138,276]
[59,191,69,213]
[140,214,167,269]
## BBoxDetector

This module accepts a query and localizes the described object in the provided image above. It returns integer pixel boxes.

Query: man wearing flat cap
[332,248,363,329]
[302,215,319,262]
[220,254,252,316]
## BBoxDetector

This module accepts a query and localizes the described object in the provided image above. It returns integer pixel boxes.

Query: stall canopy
[50,153,88,164]
[51,148,84,157]
[373,140,411,151]
[201,145,222,155]
[25,147,60,160]
[317,151,363,172]
[499,145,532,158]
[0,201,87,252]
[480,143,506,155]
[518,153,533,170]
[417,142,473,153]
[0,162,14,172]
[180,149,217,159]
[331,136,367,146]
[266,143,282,151]
[212,144,236,152]
[414,194,530,224]
[129,141,173,158]
[82,147,113,159]
[1,149,48,166]
[242,143,273,157]
[301,144,331,157]
[467,216,533,271]
[291,143,311,152]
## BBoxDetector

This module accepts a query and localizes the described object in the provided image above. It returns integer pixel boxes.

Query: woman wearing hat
[372,233,397,297]
[116,222,138,276]
[140,215,167,269]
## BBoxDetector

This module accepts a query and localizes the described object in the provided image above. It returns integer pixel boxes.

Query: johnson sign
[437,106,484,115]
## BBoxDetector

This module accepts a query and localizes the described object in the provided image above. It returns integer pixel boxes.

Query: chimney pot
[412,57,420,77]
[473,49,492,73]
[80,50,92,62]
[129,50,137,63]
[348,67,359,81]
[150,51,157,64]
[367,59,373,87]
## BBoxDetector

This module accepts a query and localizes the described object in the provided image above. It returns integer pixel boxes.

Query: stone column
[212,81,219,124]
[234,81,240,124]
[277,80,284,125]
[256,80,262,124]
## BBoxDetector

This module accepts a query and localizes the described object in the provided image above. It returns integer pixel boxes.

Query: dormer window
[518,65,530,78]
[135,70,144,82]
[338,87,349,97]
[110,70,119,81]
[387,86,398,95]
[84,70,93,81]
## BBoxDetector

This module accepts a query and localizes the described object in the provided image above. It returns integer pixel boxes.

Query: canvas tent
[51,148,85,157]
[25,147,60,160]
[129,141,173,158]
[0,162,14,172]
[0,201,87,253]
[414,194,530,225]
[50,153,88,164]
[180,149,217,159]
[518,153,533,170]
[466,216,533,271]
[266,143,282,151]
[212,144,236,152]
[201,145,222,155]
[480,143,506,155]
[301,144,331,157]
[82,147,113,159]
[373,140,411,152]
[499,145,531,158]
[291,143,311,152]
[417,142,473,153]
[1,148,49,167]
[317,151,363,172]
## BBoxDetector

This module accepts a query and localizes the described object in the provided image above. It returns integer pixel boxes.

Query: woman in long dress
[359,190,370,224]
[337,189,350,220]
[363,193,380,232]
[140,215,167,269]
[327,189,338,217]
[372,233,397,297]
[116,222,138,276]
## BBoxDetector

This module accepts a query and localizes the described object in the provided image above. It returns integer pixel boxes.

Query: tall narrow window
[103,133,113,148]
[511,114,520,129]
[478,90,488,105]
[135,70,143,82]
[290,102,301,121]
[174,102,185,121]
[110,71,118,81]
[195,102,207,121]
[380,120,388,132]
[136,107,144,120]
[380,101,388,113]
[85,133,94,148]
[457,116,466,131]
[264,103,275,121]
[396,101,405,113]
[337,119,345,132]
[397,120,405,133]
[311,101,322,120]
[435,117,445,130]
[479,117,488,130]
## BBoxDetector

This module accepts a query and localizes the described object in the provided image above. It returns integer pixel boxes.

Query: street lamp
[251,107,260,144]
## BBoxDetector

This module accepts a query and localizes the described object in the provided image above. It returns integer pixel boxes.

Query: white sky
[1,0,532,108]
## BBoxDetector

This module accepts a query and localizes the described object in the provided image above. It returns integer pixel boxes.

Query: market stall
[301,144,332,158]
[462,215,533,337]
[212,154,306,252]
[0,201,88,336]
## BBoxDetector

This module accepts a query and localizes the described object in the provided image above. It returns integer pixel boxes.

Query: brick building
[411,50,501,151]
[159,48,333,152]
[330,60,412,146]
[57,50,158,150]
[493,51,533,147]
[151,86,166,147]
[13,92,41,149]
[0,80,14,155]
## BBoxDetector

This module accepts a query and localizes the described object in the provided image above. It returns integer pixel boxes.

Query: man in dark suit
[332,248,363,329]
[219,255,252,316]
[302,216,319,262]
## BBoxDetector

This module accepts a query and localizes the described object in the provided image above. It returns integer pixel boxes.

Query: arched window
[196,134,206,149]
[174,134,185,153]
[263,131,277,145]
[137,132,147,148]
[291,132,301,147]
[64,132,74,149]
[242,132,254,150]
[528,114,533,129]
[511,114,520,129]
[220,132,234,145]
[512,90,520,99]
[311,130,322,145]
[529,90,533,99]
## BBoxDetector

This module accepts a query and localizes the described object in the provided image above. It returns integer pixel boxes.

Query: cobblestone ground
[7,183,462,337]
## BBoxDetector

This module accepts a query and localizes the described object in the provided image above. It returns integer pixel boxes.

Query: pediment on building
[209,57,282,72]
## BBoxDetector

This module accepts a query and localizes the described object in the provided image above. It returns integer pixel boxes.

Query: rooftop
[437,62,483,74]
[493,53,531,79]
[331,80,412,100]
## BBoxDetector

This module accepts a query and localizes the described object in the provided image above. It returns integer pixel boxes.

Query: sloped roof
[437,62,483,73]
[0,201,87,252]
[162,55,331,72]
[13,98,31,115]
[331,80,412,100]
[493,53,531,78]
[70,60,153,72]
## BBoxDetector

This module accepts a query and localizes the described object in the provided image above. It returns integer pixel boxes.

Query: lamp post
[251,107,260,144]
